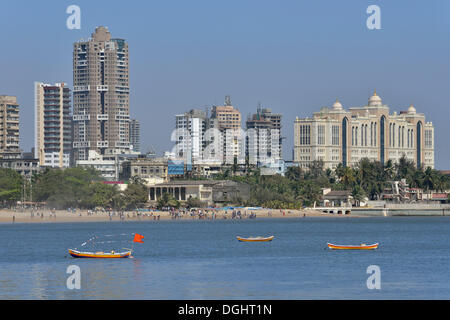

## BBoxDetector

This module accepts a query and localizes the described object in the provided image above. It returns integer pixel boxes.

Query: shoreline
[0,208,349,224]
[1,207,448,224]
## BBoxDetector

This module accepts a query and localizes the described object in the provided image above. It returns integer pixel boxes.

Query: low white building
[76,150,120,181]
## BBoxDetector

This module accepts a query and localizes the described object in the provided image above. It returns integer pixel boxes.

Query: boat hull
[68,249,132,259]
[327,243,379,250]
[237,236,274,242]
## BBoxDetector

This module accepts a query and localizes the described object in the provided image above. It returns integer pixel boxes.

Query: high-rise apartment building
[34,82,72,168]
[0,95,20,159]
[72,26,130,161]
[173,109,210,164]
[129,119,140,153]
[211,96,242,164]
[170,97,245,166]
[294,91,435,170]
[246,107,282,165]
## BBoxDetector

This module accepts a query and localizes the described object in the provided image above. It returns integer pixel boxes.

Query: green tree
[0,168,23,205]
[422,167,436,191]
[122,177,148,209]
[340,166,356,189]
[157,193,180,209]
[351,185,366,206]
[186,196,205,208]
[232,156,238,175]
[88,182,117,208]
[32,167,104,209]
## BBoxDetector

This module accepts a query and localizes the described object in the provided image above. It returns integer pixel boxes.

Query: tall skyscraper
[129,119,141,153]
[72,26,130,161]
[0,95,20,159]
[293,91,435,170]
[34,82,72,168]
[246,107,282,165]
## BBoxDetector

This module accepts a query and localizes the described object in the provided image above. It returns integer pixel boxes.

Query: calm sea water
[0,217,449,300]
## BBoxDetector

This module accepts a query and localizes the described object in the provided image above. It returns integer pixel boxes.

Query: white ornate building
[294,91,434,170]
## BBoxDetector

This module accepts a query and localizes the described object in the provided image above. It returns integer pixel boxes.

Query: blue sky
[1,0,449,168]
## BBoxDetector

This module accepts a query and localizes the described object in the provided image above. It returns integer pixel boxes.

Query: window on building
[299,125,311,145]
[389,123,392,147]
[401,126,404,148]
[317,125,325,145]
[364,124,368,146]
[407,129,410,148]
[332,125,339,146]
[425,129,433,148]
[374,123,377,147]
[393,123,396,147]
[361,125,364,147]
[352,127,354,146]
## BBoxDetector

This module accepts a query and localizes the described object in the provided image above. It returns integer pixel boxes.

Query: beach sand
[0,208,344,224]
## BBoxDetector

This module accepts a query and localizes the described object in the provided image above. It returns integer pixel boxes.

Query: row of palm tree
[224,156,449,208]
[332,156,449,201]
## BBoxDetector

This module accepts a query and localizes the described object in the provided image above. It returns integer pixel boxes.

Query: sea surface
[0,217,449,300]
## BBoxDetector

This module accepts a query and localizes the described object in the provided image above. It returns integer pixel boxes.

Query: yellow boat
[237,236,274,242]
[327,243,379,250]
[68,249,132,259]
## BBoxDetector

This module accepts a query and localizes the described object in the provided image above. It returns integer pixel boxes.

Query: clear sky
[1,0,449,168]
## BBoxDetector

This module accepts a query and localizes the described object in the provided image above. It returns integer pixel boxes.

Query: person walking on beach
[12,215,15,223]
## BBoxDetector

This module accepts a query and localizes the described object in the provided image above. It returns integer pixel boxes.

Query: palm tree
[351,185,366,206]
[395,155,415,181]
[340,166,356,189]
[384,159,395,181]
[422,167,435,191]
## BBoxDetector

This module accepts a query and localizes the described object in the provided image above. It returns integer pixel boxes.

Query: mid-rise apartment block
[246,107,282,165]
[0,95,20,159]
[129,119,141,153]
[173,109,211,164]
[34,82,72,168]
[211,96,242,164]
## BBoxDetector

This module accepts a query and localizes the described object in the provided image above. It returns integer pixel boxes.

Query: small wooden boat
[327,243,379,250]
[237,236,274,242]
[68,249,132,259]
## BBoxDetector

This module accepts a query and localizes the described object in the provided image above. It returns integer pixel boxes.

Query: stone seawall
[351,207,450,217]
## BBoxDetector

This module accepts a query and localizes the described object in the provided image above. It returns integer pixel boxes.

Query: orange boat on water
[68,249,132,259]
[327,243,379,250]
[237,236,274,242]
[68,233,144,259]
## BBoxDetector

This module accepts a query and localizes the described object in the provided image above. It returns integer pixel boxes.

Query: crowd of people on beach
[164,208,259,221]
[6,205,308,223]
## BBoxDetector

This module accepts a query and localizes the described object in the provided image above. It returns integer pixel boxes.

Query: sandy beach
[0,207,341,224]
